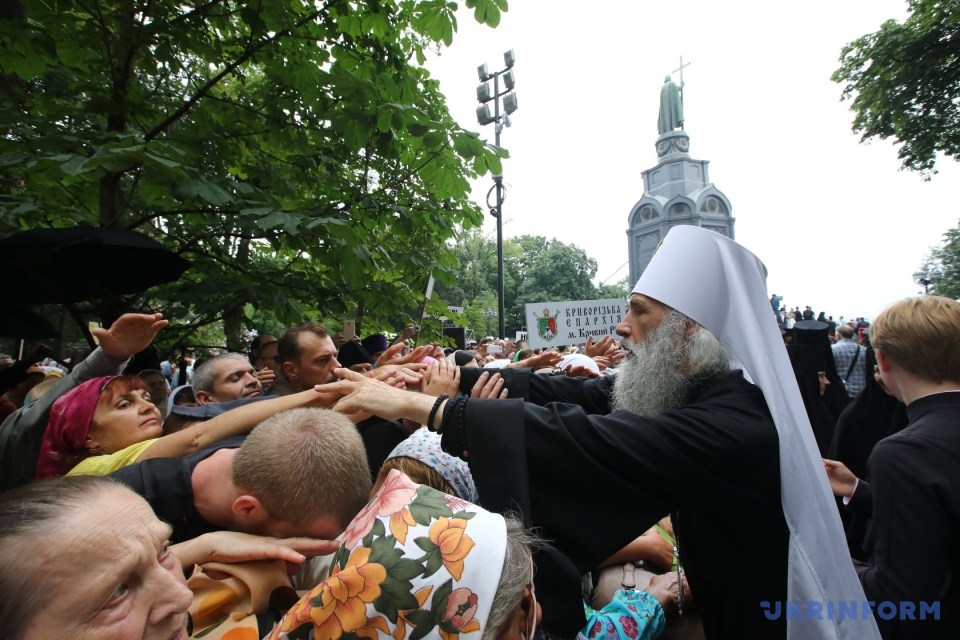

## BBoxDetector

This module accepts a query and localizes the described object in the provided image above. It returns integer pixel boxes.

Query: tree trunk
[222,238,251,352]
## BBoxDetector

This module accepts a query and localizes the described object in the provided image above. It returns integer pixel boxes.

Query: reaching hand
[94,313,167,360]
[823,458,858,498]
[565,364,599,379]
[255,368,276,387]
[583,335,616,358]
[173,530,338,570]
[508,351,562,370]
[375,343,434,368]
[422,358,460,397]
[647,572,691,614]
[470,371,508,399]
[329,368,424,423]
[369,364,424,388]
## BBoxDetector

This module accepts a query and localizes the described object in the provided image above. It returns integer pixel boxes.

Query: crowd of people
[0,225,957,639]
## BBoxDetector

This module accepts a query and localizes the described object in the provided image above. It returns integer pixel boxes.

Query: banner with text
[524,298,625,349]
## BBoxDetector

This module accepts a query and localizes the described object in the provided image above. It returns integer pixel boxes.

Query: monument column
[627,67,735,284]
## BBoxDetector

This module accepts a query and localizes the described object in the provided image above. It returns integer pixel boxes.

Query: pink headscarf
[35,376,114,480]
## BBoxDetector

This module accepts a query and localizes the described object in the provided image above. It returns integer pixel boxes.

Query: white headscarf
[634,225,879,639]
[268,470,507,640]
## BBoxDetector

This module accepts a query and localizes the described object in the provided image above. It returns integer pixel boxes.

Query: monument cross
[672,56,691,118]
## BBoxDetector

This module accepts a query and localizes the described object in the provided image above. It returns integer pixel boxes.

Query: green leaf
[422,549,443,577]
[60,155,88,176]
[423,131,445,148]
[408,123,430,137]
[379,577,420,610]
[406,610,437,640]
[0,153,29,168]
[414,537,437,553]
[370,539,403,566]
[389,558,425,581]
[430,579,453,615]
[195,180,233,206]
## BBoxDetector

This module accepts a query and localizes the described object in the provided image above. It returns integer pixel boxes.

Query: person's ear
[231,494,268,525]
[282,359,297,381]
[194,389,212,405]
[875,349,891,373]
[496,585,538,640]
[517,585,540,640]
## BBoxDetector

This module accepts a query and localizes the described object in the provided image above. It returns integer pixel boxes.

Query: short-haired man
[192,353,263,404]
[826,296,960,638]
[111,407,372,542]
[270,323,341,396]
[832,324,868,398]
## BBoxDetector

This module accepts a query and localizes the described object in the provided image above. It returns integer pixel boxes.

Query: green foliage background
[834,0,960,178]
[0,0,509,353]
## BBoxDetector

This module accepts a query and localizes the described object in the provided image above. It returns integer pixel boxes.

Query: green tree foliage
[0,0,508,350]
[506,234,598,330]
[918,222,960,299]
[833,0,960,177]
[595,276,630,301]
[436,230,609,335]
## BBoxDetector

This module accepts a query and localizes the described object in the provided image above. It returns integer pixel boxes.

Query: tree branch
[144,6,326,142]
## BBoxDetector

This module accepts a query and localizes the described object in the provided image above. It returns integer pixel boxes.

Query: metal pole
[493,72,505,340]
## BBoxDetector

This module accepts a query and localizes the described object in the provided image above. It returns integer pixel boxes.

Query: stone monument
[627,63,735,284]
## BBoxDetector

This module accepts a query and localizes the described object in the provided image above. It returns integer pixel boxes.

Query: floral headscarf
[268,470,507,640]
[386,428,479,503]
[35,376,114,480]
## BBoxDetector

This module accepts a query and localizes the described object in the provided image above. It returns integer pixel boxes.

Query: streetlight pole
[914,269,933,294]
[476,50,517,340]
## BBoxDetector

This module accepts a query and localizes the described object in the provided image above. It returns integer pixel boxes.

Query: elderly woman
[0,476,333,639]
[35,375,335,478]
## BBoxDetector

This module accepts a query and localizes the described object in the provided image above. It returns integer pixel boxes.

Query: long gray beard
[611,311,729,416]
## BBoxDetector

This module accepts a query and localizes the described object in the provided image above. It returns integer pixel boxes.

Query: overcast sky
[425,0,959,321]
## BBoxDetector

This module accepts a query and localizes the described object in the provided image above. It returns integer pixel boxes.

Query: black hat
[789,321,834,373]
[338,341,374,369]
[792,320,830,348]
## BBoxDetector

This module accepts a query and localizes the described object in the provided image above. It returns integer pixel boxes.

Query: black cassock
[847,392,960,639]
[444,369,789,638]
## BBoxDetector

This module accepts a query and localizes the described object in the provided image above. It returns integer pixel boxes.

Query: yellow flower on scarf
[428,517,475,581]
[272,547,386,639]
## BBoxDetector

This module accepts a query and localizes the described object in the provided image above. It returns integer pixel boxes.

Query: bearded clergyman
[326,226,880,640]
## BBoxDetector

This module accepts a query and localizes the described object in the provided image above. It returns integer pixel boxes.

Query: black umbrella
[0,226,191,305]
[0,306,58,339]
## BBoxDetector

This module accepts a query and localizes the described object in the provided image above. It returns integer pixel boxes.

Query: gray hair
[0,476,120,638]
[684,317,733,379]
[483,516,543,639]
[191,352,249,394]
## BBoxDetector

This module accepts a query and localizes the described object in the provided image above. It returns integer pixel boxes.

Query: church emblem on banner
[535,309,559,341]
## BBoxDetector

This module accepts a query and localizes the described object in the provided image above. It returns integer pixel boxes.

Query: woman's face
[88,386,163,454]
[22,487,192,640]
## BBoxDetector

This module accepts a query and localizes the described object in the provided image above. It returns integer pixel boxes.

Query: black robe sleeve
[441,372,787,637]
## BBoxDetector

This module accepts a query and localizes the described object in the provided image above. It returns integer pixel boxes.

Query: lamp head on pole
[476,82,493,103]
[476,104,495,126]
[503,92,518,115]
[503,49,515,68]
[477,63,491,81]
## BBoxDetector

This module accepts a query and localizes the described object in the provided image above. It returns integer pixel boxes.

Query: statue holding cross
[657,57,691,135]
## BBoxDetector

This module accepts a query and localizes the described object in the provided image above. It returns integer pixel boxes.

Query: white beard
[611,312,693,415]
